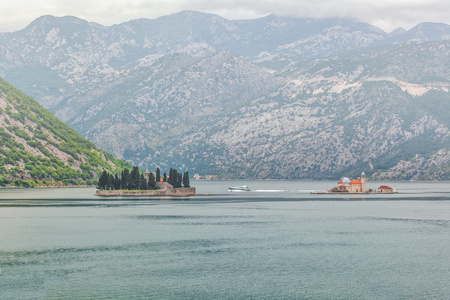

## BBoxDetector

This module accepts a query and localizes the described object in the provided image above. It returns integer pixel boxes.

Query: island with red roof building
[311,172,398,194]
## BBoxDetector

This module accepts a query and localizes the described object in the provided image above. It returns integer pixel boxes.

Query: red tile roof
[378,185,392,189]
[338,180,361,184]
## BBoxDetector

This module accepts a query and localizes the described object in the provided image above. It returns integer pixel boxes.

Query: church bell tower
[361,172,366,192]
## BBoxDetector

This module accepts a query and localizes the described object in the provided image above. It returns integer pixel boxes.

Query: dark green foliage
[176,173,182,188]
[130,166,140,190]
[121,169,130,190]
[148,172,156,190]
[6,126,30,140]
[96,166,190,191]
[140,174,147,190]
[108,174,115,190]
[156,168,160,183]
[168,168,174,186]
[183,172,190,188]
[33,129,48,140]
[98,170,119,190]
[114,174,121,190]
[0,176,10,187]
[26,140,41,148]
[98,170,108,190]
[167,168,183,188]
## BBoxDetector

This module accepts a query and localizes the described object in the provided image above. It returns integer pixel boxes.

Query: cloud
[187,0,450,31]
[0,0,449,33]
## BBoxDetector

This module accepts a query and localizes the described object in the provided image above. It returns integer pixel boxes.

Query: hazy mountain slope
[56,52,281,161]
[0,78,131,187]
[0,12,449,180]
[169,42,450,179]
[200,80,449,179]
[0,12,386,96]
[375,22,450,46]
[0,42,24,73]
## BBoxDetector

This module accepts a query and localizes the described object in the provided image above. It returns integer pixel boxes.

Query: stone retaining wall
[95,187,196,197]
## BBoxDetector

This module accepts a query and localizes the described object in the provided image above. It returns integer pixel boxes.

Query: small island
[311,172,398,194]
[95,166,196,197]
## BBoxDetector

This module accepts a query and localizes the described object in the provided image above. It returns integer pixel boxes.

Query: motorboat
[228,185,251,191]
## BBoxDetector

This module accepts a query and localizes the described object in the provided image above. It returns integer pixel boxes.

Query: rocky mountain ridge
[0,11,449,180]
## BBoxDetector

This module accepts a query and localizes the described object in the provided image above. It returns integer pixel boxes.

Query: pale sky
[0,0,449,33]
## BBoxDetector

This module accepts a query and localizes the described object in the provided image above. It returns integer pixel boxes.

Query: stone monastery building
[330,172,366,193]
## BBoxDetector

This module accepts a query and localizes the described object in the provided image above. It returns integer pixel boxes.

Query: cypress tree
[114,174,120,190]
[183,172,190,188]
[107,173,114,190]
[97,171,103,190]
[140,173,147,190]
[148,172,156,190]
[130,166,140,190]
[169,168,175,186]
[122,168,130,190]
[163,172,167,182]
[156,168,160,183]
[98,170,108,190]
[177,173,182,188]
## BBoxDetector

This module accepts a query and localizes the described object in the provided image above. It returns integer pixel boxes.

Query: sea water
[0,181,449,299]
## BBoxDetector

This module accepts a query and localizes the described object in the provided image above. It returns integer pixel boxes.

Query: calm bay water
[1,181,450,299]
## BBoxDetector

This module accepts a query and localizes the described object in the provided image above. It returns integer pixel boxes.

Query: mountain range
[0,11,449,180]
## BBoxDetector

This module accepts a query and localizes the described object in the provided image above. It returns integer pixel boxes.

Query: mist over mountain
[0,11,449,180]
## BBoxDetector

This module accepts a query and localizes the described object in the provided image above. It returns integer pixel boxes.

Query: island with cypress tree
[95,166,196,197]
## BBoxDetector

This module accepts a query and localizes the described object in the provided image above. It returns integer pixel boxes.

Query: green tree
[156,167,161,183]
[163,172,167,182]
[97,170,108,190]
[177,173,182,188]
[183,172,190,188]
[130,166,140,190]
[114,174,121,189]
[148,172,156,190]
[0,176,10,187]
[107,173,114,190]
[168,168,176,186]
[140,173,147,190]
[122,168,130,190]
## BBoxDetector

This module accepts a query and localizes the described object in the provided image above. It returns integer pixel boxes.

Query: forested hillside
[0,78,131,187]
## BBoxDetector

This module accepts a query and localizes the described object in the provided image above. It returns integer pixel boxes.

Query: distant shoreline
[0,185,96,189]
